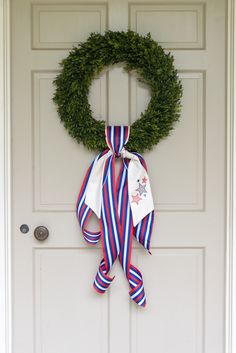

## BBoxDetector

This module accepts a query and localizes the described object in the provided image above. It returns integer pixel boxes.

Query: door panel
[11,0,226,352]
[34,249,109,353]
[131,248,204,353]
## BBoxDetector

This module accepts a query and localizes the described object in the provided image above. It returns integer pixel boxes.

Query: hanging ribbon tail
[94,259,115,294]
[121,149,154,227]
[129,265,146,307]
[84,149,112,218]
[130,152,155,253]
[76,125,155,307]
[116,155,153,307]
[120,149,155,254]
[76,151,105,245]
[133,210,154,253]
[76,149,116,292]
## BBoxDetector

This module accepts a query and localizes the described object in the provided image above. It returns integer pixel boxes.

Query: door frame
[226,1,236,352]
[0,1,11,353]
[0,0,236,352]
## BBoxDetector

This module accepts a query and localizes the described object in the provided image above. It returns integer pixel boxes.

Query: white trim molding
[0,1,11,353]
[226,1,236,353]
[0,1,236,353]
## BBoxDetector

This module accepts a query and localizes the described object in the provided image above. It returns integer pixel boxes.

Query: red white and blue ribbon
[76,126,154,307]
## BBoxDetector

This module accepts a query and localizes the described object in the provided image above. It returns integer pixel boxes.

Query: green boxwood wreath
[53,30,183,153]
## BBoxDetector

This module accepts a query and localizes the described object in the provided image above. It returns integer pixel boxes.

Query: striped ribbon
[76,126,154,307]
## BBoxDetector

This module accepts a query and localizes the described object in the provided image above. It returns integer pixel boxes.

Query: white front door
[11,0,226,352]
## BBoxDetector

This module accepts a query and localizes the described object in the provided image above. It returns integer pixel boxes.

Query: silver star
[136,183,147,195]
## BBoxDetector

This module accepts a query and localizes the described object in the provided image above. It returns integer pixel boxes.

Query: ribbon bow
[77,126,154,307]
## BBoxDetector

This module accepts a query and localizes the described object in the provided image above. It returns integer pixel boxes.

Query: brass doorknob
[34,226,49,241]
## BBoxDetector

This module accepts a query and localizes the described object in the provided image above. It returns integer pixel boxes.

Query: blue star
[136,183,147,196]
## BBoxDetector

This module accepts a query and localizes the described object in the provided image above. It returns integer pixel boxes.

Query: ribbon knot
[77,126,155,307]
[106,125,129,156]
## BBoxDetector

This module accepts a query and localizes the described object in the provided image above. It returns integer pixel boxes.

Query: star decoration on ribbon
[136,182,147,196]
[132,193,142,205]
[142,176,148,184]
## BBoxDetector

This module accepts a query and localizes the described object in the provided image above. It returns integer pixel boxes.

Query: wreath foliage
[53,30,182,153]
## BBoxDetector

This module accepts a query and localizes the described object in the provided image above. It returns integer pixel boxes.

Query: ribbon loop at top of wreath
[77,126,155,307]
